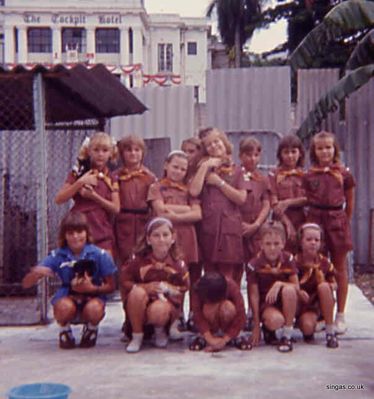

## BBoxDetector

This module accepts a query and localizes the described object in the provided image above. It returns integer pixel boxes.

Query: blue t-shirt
[41,244,117,304]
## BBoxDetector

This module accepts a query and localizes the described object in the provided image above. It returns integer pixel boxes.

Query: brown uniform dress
[191,278,246,340]
[147,178,199,264]
[198,164,245,265]
[66,167,118,253]
[114,166,156,263]
[303,164,355,253]
[121,254,189,309]
[246,251,297,311]
[269,167,306,253]
[294,253,336,315]
[239,167,271,261]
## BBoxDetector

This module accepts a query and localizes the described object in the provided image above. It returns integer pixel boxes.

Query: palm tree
[207,0,262,67]
[289,0,374,140]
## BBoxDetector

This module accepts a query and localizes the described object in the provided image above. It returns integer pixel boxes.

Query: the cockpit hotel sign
[23,13,122,25]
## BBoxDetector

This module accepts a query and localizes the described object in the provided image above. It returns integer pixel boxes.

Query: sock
[335,312,345,322]
[60,324,71,332]
[282,326,293,340]
[126,332,144,353]
[87,322,98,331]
[325,324,334,335]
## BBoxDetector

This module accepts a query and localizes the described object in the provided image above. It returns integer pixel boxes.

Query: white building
[0,0,210,101]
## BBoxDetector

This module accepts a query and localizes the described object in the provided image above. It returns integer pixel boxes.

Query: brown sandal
[277,336,293,353]
[79,325,98,348]
[59,330,76,349]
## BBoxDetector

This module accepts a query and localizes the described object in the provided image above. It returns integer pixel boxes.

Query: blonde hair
[199,127,233,156]
[259,221,287,243]
[78,132,118,162]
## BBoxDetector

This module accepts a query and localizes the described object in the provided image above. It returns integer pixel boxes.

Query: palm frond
[296,64,374,140]
[346,28,374,69]
[290,0,374,71]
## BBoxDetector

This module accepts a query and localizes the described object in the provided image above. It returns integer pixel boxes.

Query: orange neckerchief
[241,167,263,182]
[276,168,304,184]
[118,167,148,182]
[159,178,188,192]
[257,260,294,276]
[92,168,117,191]
[295,253,326,285]
[309,164,343,185]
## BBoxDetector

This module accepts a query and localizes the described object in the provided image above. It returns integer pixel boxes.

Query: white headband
[300,223,322,232]
[167,150,187,159]
[146,217,173,233]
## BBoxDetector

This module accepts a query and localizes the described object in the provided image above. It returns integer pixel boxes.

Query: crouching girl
[22,211,116,349]
[120,217,189,353]
[295,223,338,348]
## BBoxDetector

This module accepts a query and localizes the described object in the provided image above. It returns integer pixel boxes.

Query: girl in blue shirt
[22,211,116,349]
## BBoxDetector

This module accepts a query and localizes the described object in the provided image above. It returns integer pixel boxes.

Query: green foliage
[296,64,374,140]
[290,0,374,71]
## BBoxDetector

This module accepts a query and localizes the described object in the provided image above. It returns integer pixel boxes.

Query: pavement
[0,283,374,399]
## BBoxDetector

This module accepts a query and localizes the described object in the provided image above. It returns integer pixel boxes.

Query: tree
[289,0,374,140]
[207,0,262,67]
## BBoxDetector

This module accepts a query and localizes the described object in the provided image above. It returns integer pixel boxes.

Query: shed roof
[0,63,147,130]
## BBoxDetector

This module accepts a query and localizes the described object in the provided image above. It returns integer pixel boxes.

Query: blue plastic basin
[7,383,71,399]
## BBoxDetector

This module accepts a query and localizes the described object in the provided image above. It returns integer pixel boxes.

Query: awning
[0,63,147,130]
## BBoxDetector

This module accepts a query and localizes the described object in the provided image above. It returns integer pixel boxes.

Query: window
[95,28,119,53]
[187,42,197,55]
[158,43,173,72]
[27,28,52,53]
[62,28,86,53]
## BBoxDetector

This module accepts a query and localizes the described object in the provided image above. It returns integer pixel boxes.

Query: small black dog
[73,259,96,278]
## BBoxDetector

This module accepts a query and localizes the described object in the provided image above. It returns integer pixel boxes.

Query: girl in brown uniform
[114,135,156,264]
[269,135,307,253]
[303,131,355,334]
[295,223,338,348]
[189,127,247,285]
[120,217,189,353]
[55,132,120,255]
[148,150,202,334]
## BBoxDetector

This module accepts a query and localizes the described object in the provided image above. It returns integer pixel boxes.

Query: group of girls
[22,127,355,354]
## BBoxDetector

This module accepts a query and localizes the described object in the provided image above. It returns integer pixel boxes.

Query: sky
[144,0,287,54]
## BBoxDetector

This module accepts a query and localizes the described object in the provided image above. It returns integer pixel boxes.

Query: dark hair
[239,137,262,155]
[58,211,92,248]
[310,131,340,165]
[117,134,146,164]
[259,221,287,243]
[194,272,227,303]
[181,137,202,152]
[277,134,305,167]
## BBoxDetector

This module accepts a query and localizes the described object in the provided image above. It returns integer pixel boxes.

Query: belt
[121,207,149,214]
[310,204,343,211]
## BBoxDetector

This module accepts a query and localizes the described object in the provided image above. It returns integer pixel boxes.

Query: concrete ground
[1,284,374,399]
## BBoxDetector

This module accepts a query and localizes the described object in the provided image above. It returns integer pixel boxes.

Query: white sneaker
[169,319,184,341]
[126,333,143,353]
[154,327,169,348]
[335,319,347,335]
[315,320,326,332]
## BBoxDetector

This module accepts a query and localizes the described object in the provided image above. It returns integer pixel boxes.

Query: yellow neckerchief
[257,258,294,275]
[241,166,263,182]
[309,164,344,185]
[118,166,148,182]
[91,168,116,191]
[159,178,188,192]
[275,167,304,184]
[295,253,326,285]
